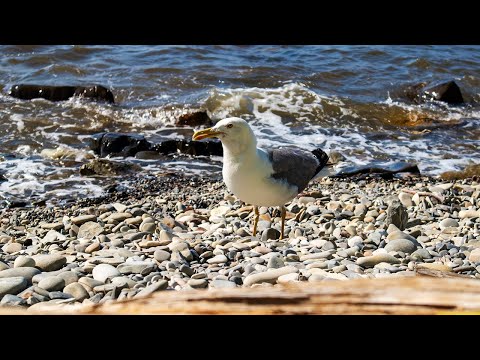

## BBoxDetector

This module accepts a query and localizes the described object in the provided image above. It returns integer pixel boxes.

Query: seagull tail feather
[311,148,329,176]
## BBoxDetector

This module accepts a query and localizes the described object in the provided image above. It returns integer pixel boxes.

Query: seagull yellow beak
[192,128,223,141]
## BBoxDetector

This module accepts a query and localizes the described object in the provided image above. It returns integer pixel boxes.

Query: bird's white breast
[222,149,298,207]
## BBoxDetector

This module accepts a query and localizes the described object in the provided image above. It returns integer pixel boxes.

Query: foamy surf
[201,82,480,176]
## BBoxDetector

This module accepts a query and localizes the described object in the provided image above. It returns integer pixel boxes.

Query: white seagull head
[192,117,257,155]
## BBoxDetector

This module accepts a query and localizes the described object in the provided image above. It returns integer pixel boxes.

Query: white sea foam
[0,157,105,204]
[199,82,480,176]
[14,145,33,157]
[10,113,25,132]
[1,81,478,203]
[161,160,223,175]
[40,145,95,161]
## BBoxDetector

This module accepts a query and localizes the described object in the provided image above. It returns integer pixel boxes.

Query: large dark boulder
[152,139,223,156]
[89,133,152,157]
[423,81,464,104]
[9,84,115,103]
[88,133,223,158]
[398,82,427,103]
[153,140,179,155]
[176,139,223,156]
[73,85,115,103]
[5,199,30,208]
[397,80,464,105]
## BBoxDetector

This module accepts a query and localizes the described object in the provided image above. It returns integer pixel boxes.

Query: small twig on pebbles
[400,189,444,203]
[295,208,306,222]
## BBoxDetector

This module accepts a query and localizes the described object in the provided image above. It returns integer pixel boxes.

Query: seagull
[192,117,328,239]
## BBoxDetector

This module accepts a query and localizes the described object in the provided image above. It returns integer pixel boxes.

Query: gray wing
[266,147,320,193]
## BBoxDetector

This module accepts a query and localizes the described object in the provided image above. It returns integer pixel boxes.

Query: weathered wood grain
[2,275,480,315]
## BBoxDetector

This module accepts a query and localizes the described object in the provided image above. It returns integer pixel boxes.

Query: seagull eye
[226,124,233,129]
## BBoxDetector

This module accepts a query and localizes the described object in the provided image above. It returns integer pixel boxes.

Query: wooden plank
[2,275,480,315]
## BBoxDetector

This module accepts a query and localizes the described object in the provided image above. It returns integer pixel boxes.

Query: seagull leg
[280,205,286,240]
[252,205,259,237]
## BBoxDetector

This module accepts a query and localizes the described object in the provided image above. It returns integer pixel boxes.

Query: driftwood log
[2,272,480,315]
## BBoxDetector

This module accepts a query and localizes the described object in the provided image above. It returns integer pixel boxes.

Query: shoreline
[0,173,479,309]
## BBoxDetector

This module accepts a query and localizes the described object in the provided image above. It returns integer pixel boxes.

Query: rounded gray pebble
[63,282,89,302]
[0,277,28,297]
[37,276,65,292]
[384,239,417,254]
[154,250,171,262]
[14,256,36,268]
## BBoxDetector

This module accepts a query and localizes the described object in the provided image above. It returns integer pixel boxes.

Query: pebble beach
[1,45,480,312]
[1,172,479,310]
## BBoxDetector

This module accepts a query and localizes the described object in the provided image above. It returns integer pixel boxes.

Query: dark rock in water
[423,81,464,104]
[176,140,223,156]
[333,162,420,179]
[0,172,6,182]
[440,164,480,181]
[386,199,408,231]
[9,85,76,101]
[152,139,223,156]
[176,111,212,127]
[8,84,115,103]
[32,199,46,207]
[153,140,179,155]
[89,132,152,157]
[73,85,115,103]
[88,132,222,159]
[397,80,464,105]
[399,82,428,102]
[6,199,31,208]
[134,151,166,160]
[80,159,142,176]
